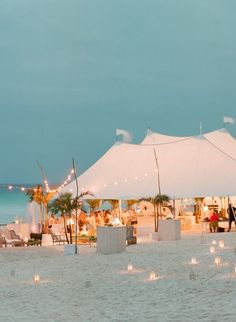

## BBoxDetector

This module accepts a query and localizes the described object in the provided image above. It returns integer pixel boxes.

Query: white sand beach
[0,231,236,322]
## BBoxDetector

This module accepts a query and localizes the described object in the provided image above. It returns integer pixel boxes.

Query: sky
[0,0,236,184]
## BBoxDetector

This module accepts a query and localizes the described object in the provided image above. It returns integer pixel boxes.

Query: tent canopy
[62,129,236,200]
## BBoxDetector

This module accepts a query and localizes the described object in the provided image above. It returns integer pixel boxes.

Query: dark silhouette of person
[227,203,236,232]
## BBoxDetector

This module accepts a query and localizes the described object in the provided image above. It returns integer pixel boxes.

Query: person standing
[227,203,236,232]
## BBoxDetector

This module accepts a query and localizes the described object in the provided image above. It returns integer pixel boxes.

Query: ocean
[0,187,29,224]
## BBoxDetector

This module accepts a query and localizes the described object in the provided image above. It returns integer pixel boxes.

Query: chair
[0,232,7,248]
[126,226,137,245]
[1,229,25,247]
[50,228,67,245]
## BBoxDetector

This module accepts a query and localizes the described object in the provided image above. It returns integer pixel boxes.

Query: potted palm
[48,192,89,244]
[141,194,170,239]
[86,199,102,212]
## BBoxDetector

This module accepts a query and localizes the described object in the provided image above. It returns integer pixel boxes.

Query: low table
[97,226,126,254]
[158,219,181,241]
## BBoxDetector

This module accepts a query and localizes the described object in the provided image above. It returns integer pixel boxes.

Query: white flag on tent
[223,116,235,125]
[116,129,132,143]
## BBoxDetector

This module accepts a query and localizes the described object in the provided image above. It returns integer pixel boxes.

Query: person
[209,210,219,233]
[227,203,236,232]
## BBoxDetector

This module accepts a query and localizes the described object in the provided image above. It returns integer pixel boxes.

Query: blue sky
[0,0,236,183]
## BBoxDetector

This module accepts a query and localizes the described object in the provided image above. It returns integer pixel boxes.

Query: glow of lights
[113,217,121,226]
[21,187,25,191]
[128,264,133,272]
[67,218,74,225]
[210,246,215,254]
[191,257,198,265]
[219,240,224,249]
[34,274,40,285]
[203,206,208,212]
[149,271,157,281]
[215,257,221,267]
[114,182,118,185]
[8,186,13,190]
[124,179,128,183]
[212,240,217,245]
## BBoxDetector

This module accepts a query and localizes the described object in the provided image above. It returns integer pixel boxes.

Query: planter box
[158,220,181,241]
[41,234,53,246]
[97,226,126,254]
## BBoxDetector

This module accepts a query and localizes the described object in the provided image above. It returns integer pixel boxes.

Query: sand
[0,231,236,322]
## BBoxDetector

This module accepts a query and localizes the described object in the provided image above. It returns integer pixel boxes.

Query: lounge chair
[1,229,25,247]
[50,228,67,245]
[0,232,7,248]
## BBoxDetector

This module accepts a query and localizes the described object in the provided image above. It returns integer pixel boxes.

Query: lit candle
[215,257,221,267]
[219,240,224,249]
[210,246,215,254]
[127,264,133,272]
[212,240,217,245]
[34,274,40,285]
[191,257,198,265]
[149,271,156,281]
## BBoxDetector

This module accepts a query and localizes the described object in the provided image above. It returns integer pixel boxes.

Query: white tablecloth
[158,220,181,241]
[97,226,126,254]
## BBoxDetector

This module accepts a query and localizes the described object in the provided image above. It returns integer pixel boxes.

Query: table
[7,223,30,240]
[96,226,126,254]
[41,234,53,246]
[158,219,181,241]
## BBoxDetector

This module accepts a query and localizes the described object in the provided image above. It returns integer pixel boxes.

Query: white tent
[62,130,236,200]
[141,128,236,161]
[141,129,190,145]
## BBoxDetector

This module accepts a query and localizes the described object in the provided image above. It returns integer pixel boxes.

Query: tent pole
[72,158,79,255]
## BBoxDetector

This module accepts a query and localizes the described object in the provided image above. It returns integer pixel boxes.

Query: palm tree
[126,199,139,210]
[26,185,56,233]
[105,199,120,218]
[141,194,170,232]
[86,199,102,212]
[48,191,90,244]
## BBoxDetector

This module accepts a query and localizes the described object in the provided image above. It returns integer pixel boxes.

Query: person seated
[227,203,236,232]
[209,210,219,232]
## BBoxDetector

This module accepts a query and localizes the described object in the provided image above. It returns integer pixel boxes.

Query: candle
[34,274,40,285]
[149,271,156,280]
[215,257,221,267]
[191,257,198,265]
[128,264,133,272]
[210,246,215,254]
[219,240,224,249]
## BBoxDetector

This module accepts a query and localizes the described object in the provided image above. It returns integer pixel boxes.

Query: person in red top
[209,210,219,233]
